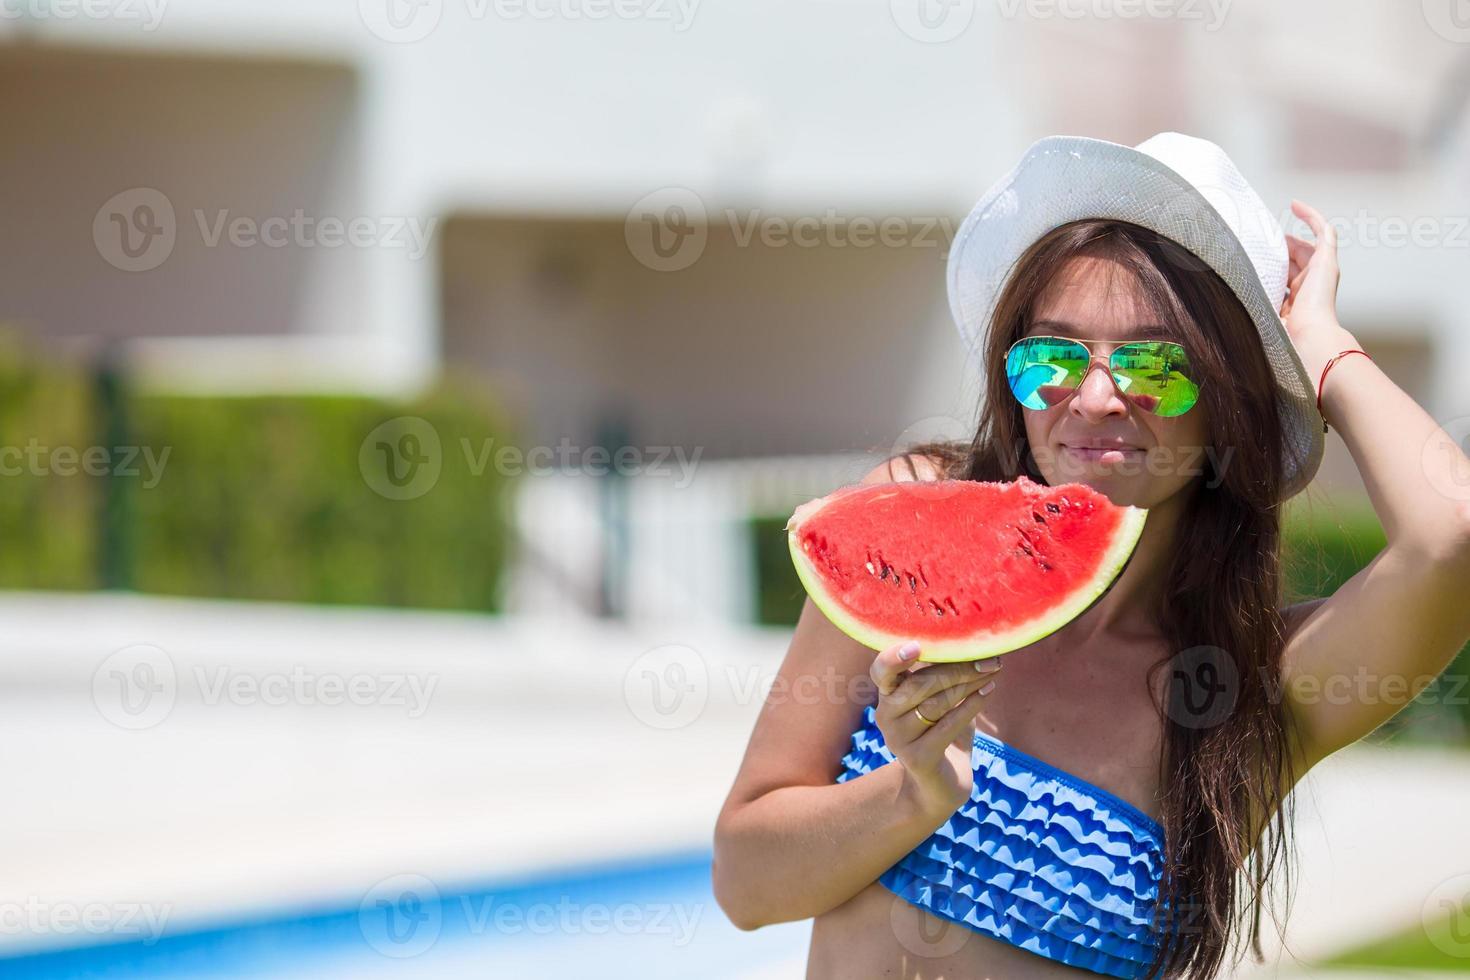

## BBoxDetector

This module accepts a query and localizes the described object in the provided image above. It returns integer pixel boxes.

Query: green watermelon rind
[786,482,1148,663]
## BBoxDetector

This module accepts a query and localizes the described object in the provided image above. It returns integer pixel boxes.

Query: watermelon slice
[785,475,1147,662]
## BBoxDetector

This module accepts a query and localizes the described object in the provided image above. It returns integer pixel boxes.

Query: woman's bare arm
[1276,200,1470,766]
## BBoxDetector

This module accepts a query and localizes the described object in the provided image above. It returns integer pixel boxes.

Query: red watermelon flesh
[785,475,1147,662]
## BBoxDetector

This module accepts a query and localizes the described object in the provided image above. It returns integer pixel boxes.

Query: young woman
[711,134,1470,979]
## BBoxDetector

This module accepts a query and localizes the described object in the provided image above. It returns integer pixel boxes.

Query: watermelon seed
[1046,502,1061,514]
[930,599,945,616]
[945,597,960,617]
[907,573,917,593]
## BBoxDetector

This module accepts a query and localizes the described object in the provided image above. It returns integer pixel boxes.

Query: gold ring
[914,705,939,727]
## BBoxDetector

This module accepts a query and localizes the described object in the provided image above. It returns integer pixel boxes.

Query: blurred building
[4,0,1468,621]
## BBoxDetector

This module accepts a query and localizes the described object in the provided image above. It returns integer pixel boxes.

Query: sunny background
[1,0,1469,975]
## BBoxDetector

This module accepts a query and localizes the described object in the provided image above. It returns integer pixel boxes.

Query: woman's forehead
[1023,316,1176,342]
[1028,254,1177,341]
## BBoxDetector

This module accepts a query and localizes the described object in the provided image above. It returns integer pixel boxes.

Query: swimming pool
[0,850,809,979]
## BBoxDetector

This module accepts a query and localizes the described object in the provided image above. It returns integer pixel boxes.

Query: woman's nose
[1070,359,1128,419]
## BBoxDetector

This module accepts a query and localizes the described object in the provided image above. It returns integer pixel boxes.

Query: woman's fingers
[887,657,1002,713]
[914,681,996,753]
[1290,200,1340,281]
[910,673,996,725]
[869,639,923,697]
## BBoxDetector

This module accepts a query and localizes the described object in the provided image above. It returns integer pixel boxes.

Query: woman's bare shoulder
[858,452,948,486]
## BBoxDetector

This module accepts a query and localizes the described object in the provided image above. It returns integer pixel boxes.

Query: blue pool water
[0,850,809,979]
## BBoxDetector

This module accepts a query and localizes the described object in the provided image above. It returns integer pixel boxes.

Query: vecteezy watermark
[93,188,176,273]
[889,891,973,957]
[624,644,709,730]
[93,644,177,731]
[1422,0,1470,44]
[358,417,704,501]
[624,189,958,273]
[459,437,702,486]
[1265,665,1466,710]
[1029,443,1237,489]
[194,209,436,260]
[359,873,703,958]
[0,440,170,489]
[193,666,439,719]
[0,898,172,945]
[1422,415,1470,504]
[357,0,699,43]
[624,187,708,273]
[360,417,444,501]
[91,644,440,730]
[1162,645,1240,731]
[93,188,437,273]
[1423,873,1470,958]
[889,0,975,43]
[1281,207,1470,251]
[993,0,1231,29]
[0,0,167,30]
[360,874,443,958]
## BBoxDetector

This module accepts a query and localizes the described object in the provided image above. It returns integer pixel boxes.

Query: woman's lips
[1063,445,1144,464]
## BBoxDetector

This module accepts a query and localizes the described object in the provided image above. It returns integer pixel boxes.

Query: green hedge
[0,334,99,590]
[125,389,515,611]
[0,336,516,612]
[753,496,1470,744]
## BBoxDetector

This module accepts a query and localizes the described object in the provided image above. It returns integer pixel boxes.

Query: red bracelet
[1316,348,1371,432]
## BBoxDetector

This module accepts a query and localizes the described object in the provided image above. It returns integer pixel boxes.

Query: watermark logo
[0,898,171,944]
[0,0,168,31]
[624,644,708,730]
[993,0,1231,29]
[194,666,438,717]
[889,892,972,957]
[359,422,704,498]
[1422,415,1470,504]
[360,417,443,501]
[359,0,698,41]
[1423,0,1470,43]
[93,188,436,272]
[890,0,974,42]
[358,0,444,42]
[1423,873,1470,958]
[625,187,708,273]
[1162,644,1239,730]
[92,644,177,730]
[624,189,957,272]
[93,188,176,273]
[0,440,170,488]
[360,874,443,958]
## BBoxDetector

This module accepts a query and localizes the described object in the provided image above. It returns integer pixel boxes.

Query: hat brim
[947,135,1324,501]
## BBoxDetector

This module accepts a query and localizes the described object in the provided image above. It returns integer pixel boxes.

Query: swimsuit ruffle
[836,704,1166,979]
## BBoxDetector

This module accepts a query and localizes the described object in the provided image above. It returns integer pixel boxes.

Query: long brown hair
[895,219,1300,979]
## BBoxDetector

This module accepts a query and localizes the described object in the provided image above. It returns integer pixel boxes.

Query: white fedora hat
[946,131,1324,501]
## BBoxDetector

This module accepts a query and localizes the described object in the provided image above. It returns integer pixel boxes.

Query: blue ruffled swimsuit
[836,704,1167,978]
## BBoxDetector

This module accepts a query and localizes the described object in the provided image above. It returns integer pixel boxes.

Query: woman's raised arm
[1276,199,1470,766]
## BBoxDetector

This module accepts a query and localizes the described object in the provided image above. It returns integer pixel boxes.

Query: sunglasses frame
[1003,333,1201,417]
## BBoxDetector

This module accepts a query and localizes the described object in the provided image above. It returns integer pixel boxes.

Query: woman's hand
[1280,199,1361,382]
[869,639,1002,818]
